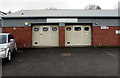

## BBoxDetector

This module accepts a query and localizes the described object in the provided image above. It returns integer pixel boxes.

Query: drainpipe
[0,17,3,32]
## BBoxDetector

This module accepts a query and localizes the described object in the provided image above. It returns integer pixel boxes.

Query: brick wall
[92,26,120,47]
[2,27,32,48]
[2,26,120,48]
[59,26,65,47]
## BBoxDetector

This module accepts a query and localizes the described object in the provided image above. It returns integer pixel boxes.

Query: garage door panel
[73,26,82,45]
[83,26,91,45]
[41,26,50,46]
[32,25,59,47]
[65,26,74,45]
[51,26,59,46]
[65,25,91,46]
[32,26,41,46]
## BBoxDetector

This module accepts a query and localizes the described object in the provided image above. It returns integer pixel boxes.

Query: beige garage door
[32,25,59,47]
[65,25,91,46]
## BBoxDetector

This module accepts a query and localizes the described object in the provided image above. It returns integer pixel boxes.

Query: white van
[0,33,17,61]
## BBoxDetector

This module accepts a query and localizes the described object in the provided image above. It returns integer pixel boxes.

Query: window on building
[43,27,48,31]
[66,27,71,31]
[84,27,89,31]
[52,27,57,31]
[74,27,81,31]
[34,27,39,31]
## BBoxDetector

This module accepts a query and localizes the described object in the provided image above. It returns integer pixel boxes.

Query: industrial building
[1,9,119,48]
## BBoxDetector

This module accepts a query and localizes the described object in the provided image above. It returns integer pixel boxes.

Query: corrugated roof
[4,9,118,17]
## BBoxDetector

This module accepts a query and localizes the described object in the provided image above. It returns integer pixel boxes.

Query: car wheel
[6,51,11,62]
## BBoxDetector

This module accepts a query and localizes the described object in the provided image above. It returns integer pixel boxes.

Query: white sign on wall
[116,30,120,34]
[101,26,109,29]
[47,18,78,23]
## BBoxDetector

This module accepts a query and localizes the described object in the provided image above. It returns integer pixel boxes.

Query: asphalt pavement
[2,47,118,76]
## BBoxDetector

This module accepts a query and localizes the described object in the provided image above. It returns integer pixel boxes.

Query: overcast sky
[0,0,120,12]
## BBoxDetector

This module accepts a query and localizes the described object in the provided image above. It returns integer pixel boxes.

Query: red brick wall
[59,26,65,47]
[92,26,120,47]
[2,26,119,48]
[2,27,32,48]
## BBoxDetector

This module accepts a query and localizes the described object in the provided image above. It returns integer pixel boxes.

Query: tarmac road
[2,47,118,76]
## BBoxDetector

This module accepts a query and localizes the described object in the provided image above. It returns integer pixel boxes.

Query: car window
[0,35,7,44]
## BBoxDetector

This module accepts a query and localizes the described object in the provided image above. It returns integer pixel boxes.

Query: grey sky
[0,0,119,12]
